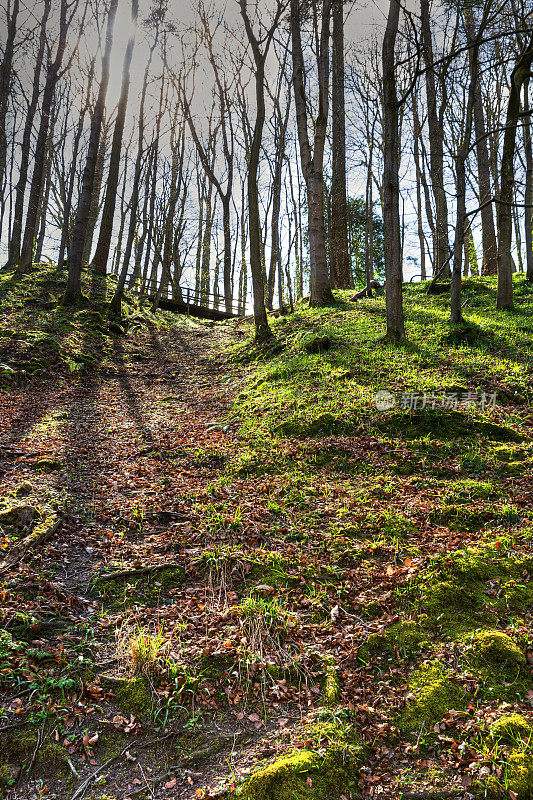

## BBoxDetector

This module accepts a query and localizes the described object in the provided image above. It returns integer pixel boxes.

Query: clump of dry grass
[116,622,170,678]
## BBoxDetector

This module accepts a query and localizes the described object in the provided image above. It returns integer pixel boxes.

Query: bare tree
[5,0,51,269]
[239,0,284,340]
[18,0,81,272]
[91,0,138,275]
[291,0,334,306]
[65,0,119,301]
[381,0,405,340]
[496,33,533,309]
[330,0,352,289]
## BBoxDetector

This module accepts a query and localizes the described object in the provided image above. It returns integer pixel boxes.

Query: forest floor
[1,265,533,800]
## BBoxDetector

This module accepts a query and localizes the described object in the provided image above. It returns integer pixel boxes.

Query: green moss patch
[505,751,533,799]
[490,714,532,744]
[359,620,424,660]
[238,721,363,799]
[428,504,496,532]
[399,661,467,732]
[469,630,526,668]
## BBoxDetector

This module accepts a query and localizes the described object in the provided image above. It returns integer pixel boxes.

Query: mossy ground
[2,274,533,798]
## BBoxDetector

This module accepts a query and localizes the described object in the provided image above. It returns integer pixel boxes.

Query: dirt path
[0,323,287,799]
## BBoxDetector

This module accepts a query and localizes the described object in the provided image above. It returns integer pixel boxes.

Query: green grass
[0,262,193,378]
[232,278,533,443]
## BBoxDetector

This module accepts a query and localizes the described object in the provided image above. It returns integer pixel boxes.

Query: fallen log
[0,513,63,576]
[95,561,183,584]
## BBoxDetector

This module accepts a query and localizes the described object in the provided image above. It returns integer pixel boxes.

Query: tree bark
[56,59,95,272]
[330,0,352,289]
[464,8,498,277]
[0,0,20,219]
[381,0,405,340]
[91,0,138,275]
[497,34,533,310]
[524,78,533,281]
[110,30,159,316]
[291,0,334,307]
[239,0,281,340]
[65,0,119,302]
[5,0,50,269]
[420,0,450,281]
[18,0,73,272]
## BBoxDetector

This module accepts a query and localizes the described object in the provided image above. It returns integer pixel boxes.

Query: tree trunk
[420,0,450,281]
[6,0,49,269]
[239,0,277,341]
[110,33,159,316]
[464,9,498,277]
[0,0,20,221]
[82,122,108,267]
[497,35,533,310]
[65,0,118,302]
[291,0,334,307]
[91,0,138,275]
[56,59,95,272]
[330,0,352,289]
[524,78,533,282]
[382,0,405,340]
[18,0,72,272]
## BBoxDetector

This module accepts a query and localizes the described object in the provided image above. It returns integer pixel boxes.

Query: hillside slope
[0,273,532,800]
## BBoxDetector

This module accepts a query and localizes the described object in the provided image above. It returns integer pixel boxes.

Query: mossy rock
[321,659,340,708]
[376,410,524,443]
[102,675,152,718]
[419,579,482,616]
[31,457,62,472]
[447,547,502,583]
[444,479,500,502]
[94,565,185,607]
[506,750,533,799]
[277,412,348,438]
[198,651,236,680]
[469,630,526,669]
[238,721,362,799]
[501,580,533,613]
[493,445,526,463]
[490,714,532,744]
[504,459,533,476]
[0,503,37,528]
[359,620,424,660]
[15,482,33,498]
[0,730,68,778]
[399,661,467,732]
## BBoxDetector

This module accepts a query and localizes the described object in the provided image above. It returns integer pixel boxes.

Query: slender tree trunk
[239,0,278,340]
[330,0,351,289]
[65,0,118,301]
[525,78,533,282]
[19,0,72,272]
[451,4,485,323]
[464,9,497,276]
[291,0,334,307]
[110,34,159,315]
[382,0,405,340]
[266,97,289,308]
[497,34,533,309]
[34,108,56,263]
[5,0,50,269]
[82,122,108,266]
[365,157,375,291]
[0,0,20,220]
[420,0,450,281]
[56,61,95,272]
[91,0,138,275]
